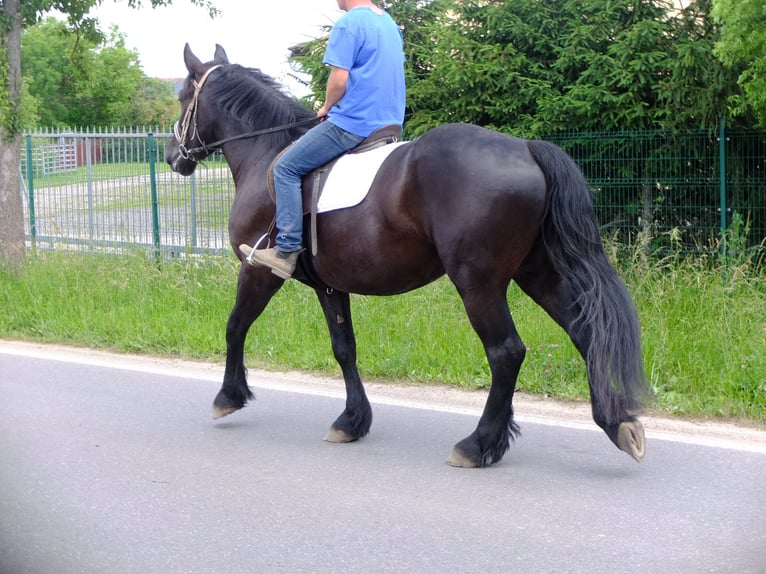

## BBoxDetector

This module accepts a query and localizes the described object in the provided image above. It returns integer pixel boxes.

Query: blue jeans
[273,121,364,252]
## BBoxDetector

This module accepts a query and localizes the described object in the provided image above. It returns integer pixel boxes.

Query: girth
[266,124,402,255]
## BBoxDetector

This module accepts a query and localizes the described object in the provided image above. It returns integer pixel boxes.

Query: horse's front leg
[314,288,373,442]
[213,266,283,419]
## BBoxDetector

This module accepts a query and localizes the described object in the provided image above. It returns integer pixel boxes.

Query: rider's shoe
[239,244,299,280]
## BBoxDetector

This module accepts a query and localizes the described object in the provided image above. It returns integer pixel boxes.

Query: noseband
[173,65,320,163]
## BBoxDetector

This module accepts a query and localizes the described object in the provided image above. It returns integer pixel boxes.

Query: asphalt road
[1,342,765,574]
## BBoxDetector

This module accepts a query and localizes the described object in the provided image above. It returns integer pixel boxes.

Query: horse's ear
[183,43,205,76]
[214,44,229,64]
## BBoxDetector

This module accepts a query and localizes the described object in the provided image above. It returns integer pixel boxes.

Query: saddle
[267,124,402,255]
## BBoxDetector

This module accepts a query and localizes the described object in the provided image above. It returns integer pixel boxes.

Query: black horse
[166,44,650,467]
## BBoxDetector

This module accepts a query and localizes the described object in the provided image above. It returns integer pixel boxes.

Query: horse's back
[413,123,546,194]
[369,123,547,226]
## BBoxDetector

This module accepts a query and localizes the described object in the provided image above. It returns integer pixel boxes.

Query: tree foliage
[21,19,177,127]
[404,0,746,137]
[712,0,766,126]
[289,0,749,138]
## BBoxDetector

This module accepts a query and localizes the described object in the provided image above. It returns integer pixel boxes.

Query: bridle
[173,64,320,163]
[174,64,222,162]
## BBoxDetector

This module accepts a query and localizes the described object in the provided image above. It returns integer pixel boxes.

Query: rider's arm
[317,66,349,118]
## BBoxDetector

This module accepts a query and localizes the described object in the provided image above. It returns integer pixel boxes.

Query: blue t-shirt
[322,6,406,137]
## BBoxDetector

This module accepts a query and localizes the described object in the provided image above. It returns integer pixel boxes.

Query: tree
[23,20,178,127]
[712,0,766,126]
[0,0,217,269]
[22,18,92,126]
[1,0,26,270]
[289,1,743,138]
[121,76,178,127]
[403,0,743,137]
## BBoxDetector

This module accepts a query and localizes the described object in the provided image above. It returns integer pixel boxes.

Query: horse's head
[166,43,318,177]
[165,43,229,176]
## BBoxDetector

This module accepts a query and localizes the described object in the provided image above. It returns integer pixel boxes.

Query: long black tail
[526,139,650,423]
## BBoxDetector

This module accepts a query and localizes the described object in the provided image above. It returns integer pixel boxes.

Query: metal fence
[20,125,766,260]
[552,121,766,257]
[21,127,234,257]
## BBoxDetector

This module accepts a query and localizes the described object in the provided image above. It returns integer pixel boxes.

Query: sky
[86,0,342,93]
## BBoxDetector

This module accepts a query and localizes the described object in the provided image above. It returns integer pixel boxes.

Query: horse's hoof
[212,388,250,420]
[447,448,480,468]
[323,427,357,443]
[617,420,646,462]
[212,404,241,420]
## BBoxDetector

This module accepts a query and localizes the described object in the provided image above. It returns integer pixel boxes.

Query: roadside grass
[1,250,764,423]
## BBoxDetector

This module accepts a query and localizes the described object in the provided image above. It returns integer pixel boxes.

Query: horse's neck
[223,139,283,182]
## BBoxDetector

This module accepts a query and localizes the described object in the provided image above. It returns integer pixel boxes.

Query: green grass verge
[1,250,764,423]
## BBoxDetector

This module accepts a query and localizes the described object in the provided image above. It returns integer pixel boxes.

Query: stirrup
[245,233,271,266]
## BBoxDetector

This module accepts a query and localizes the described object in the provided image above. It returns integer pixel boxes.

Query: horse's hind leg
[314,288,373,443]
[515,245,646,461]
[213,267,283,419]
[448,286,526,468]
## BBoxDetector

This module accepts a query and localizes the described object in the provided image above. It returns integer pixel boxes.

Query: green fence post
[24,135,36,246]
[148,132,161,260]
[719,117,728,278]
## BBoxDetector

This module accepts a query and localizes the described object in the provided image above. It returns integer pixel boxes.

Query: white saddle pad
[317,141,408,213]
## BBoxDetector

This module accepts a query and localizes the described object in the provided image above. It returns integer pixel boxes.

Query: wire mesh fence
[20,125,766,262]
[550,124,766,258]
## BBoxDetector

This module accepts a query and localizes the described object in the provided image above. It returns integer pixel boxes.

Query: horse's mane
[203,64,316,147]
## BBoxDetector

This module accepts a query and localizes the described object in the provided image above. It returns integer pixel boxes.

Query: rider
[240,0,406,279]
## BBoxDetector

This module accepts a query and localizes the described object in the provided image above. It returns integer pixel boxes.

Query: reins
[174,64,320,162]
[181,117,320,160]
